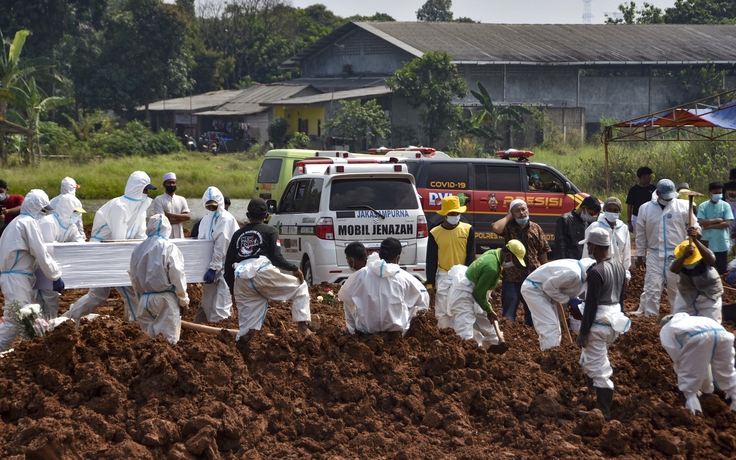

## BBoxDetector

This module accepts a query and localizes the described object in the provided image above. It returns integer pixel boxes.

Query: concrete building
[281,22,736,144]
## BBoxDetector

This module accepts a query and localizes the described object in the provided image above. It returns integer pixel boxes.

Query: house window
[298,119,309,134]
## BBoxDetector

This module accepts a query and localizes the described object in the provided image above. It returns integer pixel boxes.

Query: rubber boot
[595,387,614,421]
[584,375,595,395]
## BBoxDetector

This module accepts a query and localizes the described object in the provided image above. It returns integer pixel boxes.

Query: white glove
[179,296,190,308]
[685,394,702,414]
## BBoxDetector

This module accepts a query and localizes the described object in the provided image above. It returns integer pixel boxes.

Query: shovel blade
[487,343,509,355]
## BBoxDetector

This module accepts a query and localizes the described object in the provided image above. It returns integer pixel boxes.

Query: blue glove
[52,278,65,292]
[204,269,217,284]
[568,298,583,310]
[728,271,736,286]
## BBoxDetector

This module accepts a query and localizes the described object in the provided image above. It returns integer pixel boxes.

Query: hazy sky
[289,0,678,24]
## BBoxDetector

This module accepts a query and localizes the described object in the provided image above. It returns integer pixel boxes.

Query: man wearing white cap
[574,227,630,420]
[491,198,550,325]
[153,172,190,239]
[426,195,475,329]
[634,178,699,317]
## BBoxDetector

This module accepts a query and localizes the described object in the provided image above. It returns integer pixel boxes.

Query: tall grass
[2,152,262,200]
[532,140,736,207]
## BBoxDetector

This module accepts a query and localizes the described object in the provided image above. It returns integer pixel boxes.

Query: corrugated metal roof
[194,83,316,115]
[284,22,736,66]
[145,89,244,112]
[286,76,388,92]
[261,86,392,106]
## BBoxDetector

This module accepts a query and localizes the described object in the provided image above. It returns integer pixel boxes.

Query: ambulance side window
[303,179,323,213]
[257,158,282,183]
[279,181,299,213]
[478,165,521,191]
[426,163,469,190]
[289,180,310,213]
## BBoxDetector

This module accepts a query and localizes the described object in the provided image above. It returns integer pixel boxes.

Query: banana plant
[6,77,73,165]
[467,82,532,149]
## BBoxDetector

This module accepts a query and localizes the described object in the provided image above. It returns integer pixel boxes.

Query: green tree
[416,0,454,22]
[325,99,391,151]
[605,2,665,23]
[466,82,532,149]
[268,116,289,147]
[5,77,73,165]
[347,13,396,22]
[387,51,467,145]
[665,0,736,23]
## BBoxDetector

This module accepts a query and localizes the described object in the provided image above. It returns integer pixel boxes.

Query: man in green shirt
[447,240,526,346]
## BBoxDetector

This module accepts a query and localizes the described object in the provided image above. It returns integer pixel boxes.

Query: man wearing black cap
[0,179,25,237]
[338,237,429,335]
[626,166,655,233]
[225,198,310,339]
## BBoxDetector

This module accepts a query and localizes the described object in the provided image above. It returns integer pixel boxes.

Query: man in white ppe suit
[129,214,189,344]
[195,186,239,323]
[634,179,699,317]
[574,227,630,421]
[339,237,429,336]
[49,176,84,237]
[660,313,736,414]
[582,197,631,279]
[224,198,309,339]
[64,171,157,322]
[521,257,596,351]
[0,190,63,351]
[36,194,86,319]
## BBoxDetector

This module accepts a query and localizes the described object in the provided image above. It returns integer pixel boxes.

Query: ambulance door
[525,166,581,243]
[473,164,525,252]
[421,161,472,229]
[272,179,311,267]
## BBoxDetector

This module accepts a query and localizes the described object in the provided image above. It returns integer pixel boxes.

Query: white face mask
[446,215,461,225]
[604,212,619,222]
[70,213,81,224]
[502,261,514,269]
[658,198,671,207]
[0,192,7,201]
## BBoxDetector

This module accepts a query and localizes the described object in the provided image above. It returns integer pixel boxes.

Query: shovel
[679,188,705,243]
[557,302,574,344]
[487,320,510,355]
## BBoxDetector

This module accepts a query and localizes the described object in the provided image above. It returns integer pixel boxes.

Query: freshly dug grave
[0,266,736,459]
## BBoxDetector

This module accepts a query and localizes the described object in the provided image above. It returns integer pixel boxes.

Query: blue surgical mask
[70,213,81,224]
[581,212,596,223]
[515,217,529,226]
[604,212,619,222]
[711,194,723,202]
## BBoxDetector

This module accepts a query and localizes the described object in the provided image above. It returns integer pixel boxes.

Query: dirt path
[0,266,735,458]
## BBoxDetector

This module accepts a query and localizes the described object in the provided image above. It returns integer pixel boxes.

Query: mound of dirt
[0,267,736,458]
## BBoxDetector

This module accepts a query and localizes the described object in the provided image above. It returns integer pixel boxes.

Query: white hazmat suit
[129,214,189,344]
[231,256,311,340]
[339,253,429,335]
[660,313,736,413]
[635,196,698,317]
[0,190,62,351]
[521,258,596,351]
[446,264,500,347]
[36,194,85,319]
[49,177,84,237]
[64,171,154,322]
[196,187,239,323]
[582,217,631,279]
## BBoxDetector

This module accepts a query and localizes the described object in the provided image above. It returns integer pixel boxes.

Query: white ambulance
[267,158,428,285]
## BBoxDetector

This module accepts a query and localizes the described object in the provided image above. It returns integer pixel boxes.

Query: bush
[268,117,289,148]
[88,120,183,156]
[39,122,78,156]
[286,132,310,149]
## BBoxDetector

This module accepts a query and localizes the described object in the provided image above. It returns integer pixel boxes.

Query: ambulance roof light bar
[314,150,354,158]
[328,163,408,174]
[495,149,534,161]
[295,158,381,175]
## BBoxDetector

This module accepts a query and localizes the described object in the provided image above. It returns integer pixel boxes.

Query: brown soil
[1,265,736,458]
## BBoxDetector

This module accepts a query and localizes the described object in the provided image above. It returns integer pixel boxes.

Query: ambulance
[266,158,428,285]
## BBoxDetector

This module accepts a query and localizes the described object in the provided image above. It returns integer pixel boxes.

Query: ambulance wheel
[302,257,313,286]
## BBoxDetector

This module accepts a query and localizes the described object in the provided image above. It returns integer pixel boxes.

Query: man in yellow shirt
[426,195,475,328]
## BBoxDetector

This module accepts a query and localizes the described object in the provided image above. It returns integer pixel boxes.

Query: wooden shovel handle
[688,196,694,243]
[181,320,238,336]
[492,320,505,344]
